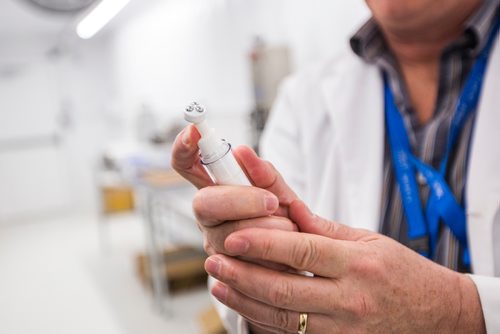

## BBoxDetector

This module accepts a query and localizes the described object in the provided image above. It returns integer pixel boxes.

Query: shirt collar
[349,18,384,63]
[463,0,499,56]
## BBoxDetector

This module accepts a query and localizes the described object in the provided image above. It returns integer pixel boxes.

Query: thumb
[289,200,371,241]
[233,146,298,216]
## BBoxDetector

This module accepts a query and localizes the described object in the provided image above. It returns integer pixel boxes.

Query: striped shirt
[350,0,499,272]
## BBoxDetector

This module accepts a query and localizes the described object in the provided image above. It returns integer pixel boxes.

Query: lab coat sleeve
[213,77,305,334]
[468,274,500,332]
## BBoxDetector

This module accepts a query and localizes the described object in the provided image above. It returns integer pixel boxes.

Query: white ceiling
[0,0,78,37]
[0,0,160,39]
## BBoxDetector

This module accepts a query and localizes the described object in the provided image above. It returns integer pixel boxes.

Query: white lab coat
[216,41,500,333]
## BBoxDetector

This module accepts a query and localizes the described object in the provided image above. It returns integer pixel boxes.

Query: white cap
[184,102,206,124]
[184,102,226,162]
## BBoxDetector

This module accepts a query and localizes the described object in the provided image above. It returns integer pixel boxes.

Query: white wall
[111,0,370,146]
[55,36,117,215]
[0,36,67,220]
[0,32,116,221]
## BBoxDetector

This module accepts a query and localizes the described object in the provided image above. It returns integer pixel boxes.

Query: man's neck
[377,0,482,123]
[380,1,481,66]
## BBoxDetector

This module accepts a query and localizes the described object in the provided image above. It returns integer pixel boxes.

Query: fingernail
[212,283,227,302]
[182,127,191,146]
[265,195,279,212]
[205,258,221,276]
[226,236,250,254]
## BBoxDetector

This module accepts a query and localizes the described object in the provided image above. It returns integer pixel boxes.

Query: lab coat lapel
[467,42,500,276]
[321,57,385,232]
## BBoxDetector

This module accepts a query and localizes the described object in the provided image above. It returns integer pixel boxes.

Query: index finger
[224,228,353,277]
[171,125,214,189]
[233,146,298,217]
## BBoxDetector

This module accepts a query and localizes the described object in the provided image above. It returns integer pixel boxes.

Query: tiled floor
[0,213,212,334]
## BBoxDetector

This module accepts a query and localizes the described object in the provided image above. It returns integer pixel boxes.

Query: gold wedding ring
[298,312,308,334]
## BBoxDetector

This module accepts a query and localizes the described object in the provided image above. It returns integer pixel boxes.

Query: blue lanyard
[384,16,500,265]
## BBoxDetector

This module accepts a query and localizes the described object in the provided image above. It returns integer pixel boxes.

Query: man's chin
[365,0,437,24]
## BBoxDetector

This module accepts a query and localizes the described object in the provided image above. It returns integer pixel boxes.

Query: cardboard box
[101,186,134,213]
[136,246,208,293]
[198,305,227,334]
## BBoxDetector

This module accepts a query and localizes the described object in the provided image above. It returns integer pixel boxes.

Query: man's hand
[171,125,298,257]
[172,125,302,333]
[204,200,486,333]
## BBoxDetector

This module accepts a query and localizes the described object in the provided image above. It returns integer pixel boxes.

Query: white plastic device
[184,102,251,186]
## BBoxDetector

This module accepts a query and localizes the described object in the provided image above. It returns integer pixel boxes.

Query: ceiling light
[76,0,131,39]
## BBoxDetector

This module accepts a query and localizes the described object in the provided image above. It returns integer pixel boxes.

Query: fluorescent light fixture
[77,0,131,39]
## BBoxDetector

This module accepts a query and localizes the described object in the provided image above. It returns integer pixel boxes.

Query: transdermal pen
[184,102,251,186]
